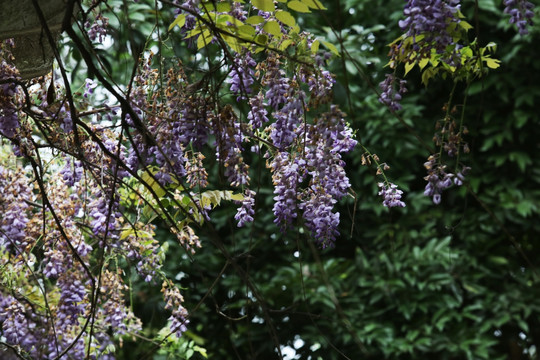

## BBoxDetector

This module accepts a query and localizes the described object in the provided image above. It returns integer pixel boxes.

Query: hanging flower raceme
[0,51,21,139]
[235,189,256,227]
[227,51,257,100]
[504,0,535,35]
[378,182,406,208]
[423,154,469,204]
[269,152,306,232]
[399,0,462,57]
[378,73,408,111]
[0,164,31,251]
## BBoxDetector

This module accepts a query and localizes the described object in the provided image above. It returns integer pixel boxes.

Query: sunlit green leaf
[245,15,265,24]
[275,10,296,27]
[168,14,186,31]
[321,40,340,56]
[263,21,283,37]
[484,57,500,69]
[301,0,327,10]
[197,29,213,49]
[288,0,311,12]
[311,39,320,53]
[251,0,275,12]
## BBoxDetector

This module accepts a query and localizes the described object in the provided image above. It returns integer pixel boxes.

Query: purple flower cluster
[270,92,304,149]
[56,272,88,329]
[504,0,535,35]
[84,78,98,98]
[378,182,406,207]
[247,92,269,129]
[300,188,339,248]
[0,299,39,355]
[162,282,189,338]
[212,106,250,187]
[399,0,462,55]
[177,96,211,149]
[90,189,122,245]
[270,153,306,232]
[306,107,357,199]
[61,159,83,186]
[164,66,211,150]
[299,65,335,106]
[296,107,356,246]
[423,155,469,204]
[379,73,407,111]
[230,1,247,21]
[148,135,187,185]
[96,271,142,338]
[263,55,291,110]
[235,189,256,227]
[85,13,109,43]
[185,152,209,188]
[0,165,30,251]
[0,58,21,139]
[227,52,256,100]
[173,0,198,30]
[121,224,162,282]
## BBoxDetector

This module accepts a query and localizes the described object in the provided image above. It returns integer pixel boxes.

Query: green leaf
[238,24,256,37]
[460,20,473,31]
[311,39,320,53]
[279,39,293,51]
[216,2,232,12]
[255,33,268,45]
[321,40,340,56]
[251,0,275,12]
[418,58,429,70]
[421,67,439,86]
[484,57,500,69]
[404,61,415,75]
[168,14,186,31]
[142,170,166,197]
[223,34,242,52]
[301,0,327,10]
[275,10,296,27]
[263,21,283,37]
[288,0,311,12]
[197,29,213,50]
[245,15,265,24]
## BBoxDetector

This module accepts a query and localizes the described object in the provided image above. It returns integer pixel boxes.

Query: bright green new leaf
[290,24,301,34]
[418,58,429,70]
[460,46,473,59]
[223,34,242,52]
[142,170,166,197]
[251,0,275,12]
[311,39,320,53]
[279,39,293,51]
[301,0,327,10]
[168,14,186,31]
[185,26,204,40]
[404,61,415,75]
[484,57,500,69]
[197,29,213,50]
[255,33,268,45]
[238,24,256,37]
[216,2,232,12]
[288,0,311,12]
[275,10,296,27]
[245,15,265,24]
[321,40,340,56]
[264,21,283,37]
